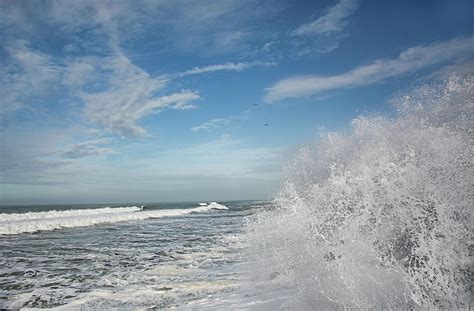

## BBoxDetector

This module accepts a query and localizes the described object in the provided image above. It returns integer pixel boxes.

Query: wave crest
[0,203,228,235]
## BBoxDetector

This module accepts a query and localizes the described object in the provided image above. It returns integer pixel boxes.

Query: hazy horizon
[0,197,270,206]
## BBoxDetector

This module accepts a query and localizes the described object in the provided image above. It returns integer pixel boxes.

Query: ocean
[0,201,272,309]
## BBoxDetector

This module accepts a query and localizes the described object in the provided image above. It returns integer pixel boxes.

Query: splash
[245,75,473,309]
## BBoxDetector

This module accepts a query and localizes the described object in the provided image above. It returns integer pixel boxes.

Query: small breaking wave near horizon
[0,202,228,235]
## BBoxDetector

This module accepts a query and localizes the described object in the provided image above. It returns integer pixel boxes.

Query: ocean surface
[0,201,275,310]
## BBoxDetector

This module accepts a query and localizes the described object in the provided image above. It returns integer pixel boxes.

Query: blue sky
[0,0,473,204]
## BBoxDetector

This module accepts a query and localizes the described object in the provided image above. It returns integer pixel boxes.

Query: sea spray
[245,74,473,309]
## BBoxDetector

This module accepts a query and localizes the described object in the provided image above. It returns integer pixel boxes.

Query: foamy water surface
[0,201,261,310]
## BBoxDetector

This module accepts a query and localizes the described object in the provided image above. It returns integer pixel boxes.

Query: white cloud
[179,61,276,77]
[63,58,96,88]
[265,37,474,102]
[294,0,358,36]
[2,38,263,138]
[192,109,252,132]
[150,0,280,55]
[287,0,358,55]
[0,39,60,115]
[69,53,199,138]
[192,118,231,132]
[73,58,270,137]
[0,39,202,138]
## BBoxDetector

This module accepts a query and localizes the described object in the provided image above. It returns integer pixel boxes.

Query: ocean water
[0,201,272,310]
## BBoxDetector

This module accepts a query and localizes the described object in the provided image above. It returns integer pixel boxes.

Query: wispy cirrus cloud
[2,1,267,138]
[65,53,199,138]
[0,39,60,116]
[2,37,265,139]
[149,0,281,55]
[178,61,276,77]
[192,109,252,132]
[63,55,273,138]
[80,57,200,138]
[0,39,202,139]
[293,0,358,36]
[265,37,474,102]
[285,0,359,56]
[192,118,231,132]
[83,87,200,138]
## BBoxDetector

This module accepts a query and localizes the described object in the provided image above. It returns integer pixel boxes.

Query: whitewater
[0,201,250,309]
[0,202,228,235]
[244,74,473,309]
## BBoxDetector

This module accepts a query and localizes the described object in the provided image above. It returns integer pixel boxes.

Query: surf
[0,203,229,235]
[245,74,473,309]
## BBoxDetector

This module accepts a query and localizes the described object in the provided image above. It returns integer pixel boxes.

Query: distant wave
[0,203,228,235]
[206,202,229,210]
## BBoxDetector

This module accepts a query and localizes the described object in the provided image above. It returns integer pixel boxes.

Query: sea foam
[245,74,473,309]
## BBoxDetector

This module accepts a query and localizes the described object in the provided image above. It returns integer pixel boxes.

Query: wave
[245,74,473,309]
[0,203,228,235]
[206,202,229,210]
[196,202,228,209]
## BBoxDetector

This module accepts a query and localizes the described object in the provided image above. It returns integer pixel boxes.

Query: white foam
[192,202,229,213]
[0,206,143,222]
[0,203,228,235]
[207,202,229,210]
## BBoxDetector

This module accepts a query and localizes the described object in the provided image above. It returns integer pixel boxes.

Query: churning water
[245,74,473,310]
[0,201,256,309]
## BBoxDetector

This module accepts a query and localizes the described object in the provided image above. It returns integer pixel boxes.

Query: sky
[0,0,473,205]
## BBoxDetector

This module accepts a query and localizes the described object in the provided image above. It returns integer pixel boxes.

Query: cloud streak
[286,0,358,56]
[192,118,231,132]
[179,61,276,77]
[265,37,474,102]
[294,0,358,36]
[192,109,252,132]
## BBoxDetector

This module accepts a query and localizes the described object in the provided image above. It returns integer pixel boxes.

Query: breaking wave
[0,203,228,235]
[245,75,473,309]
